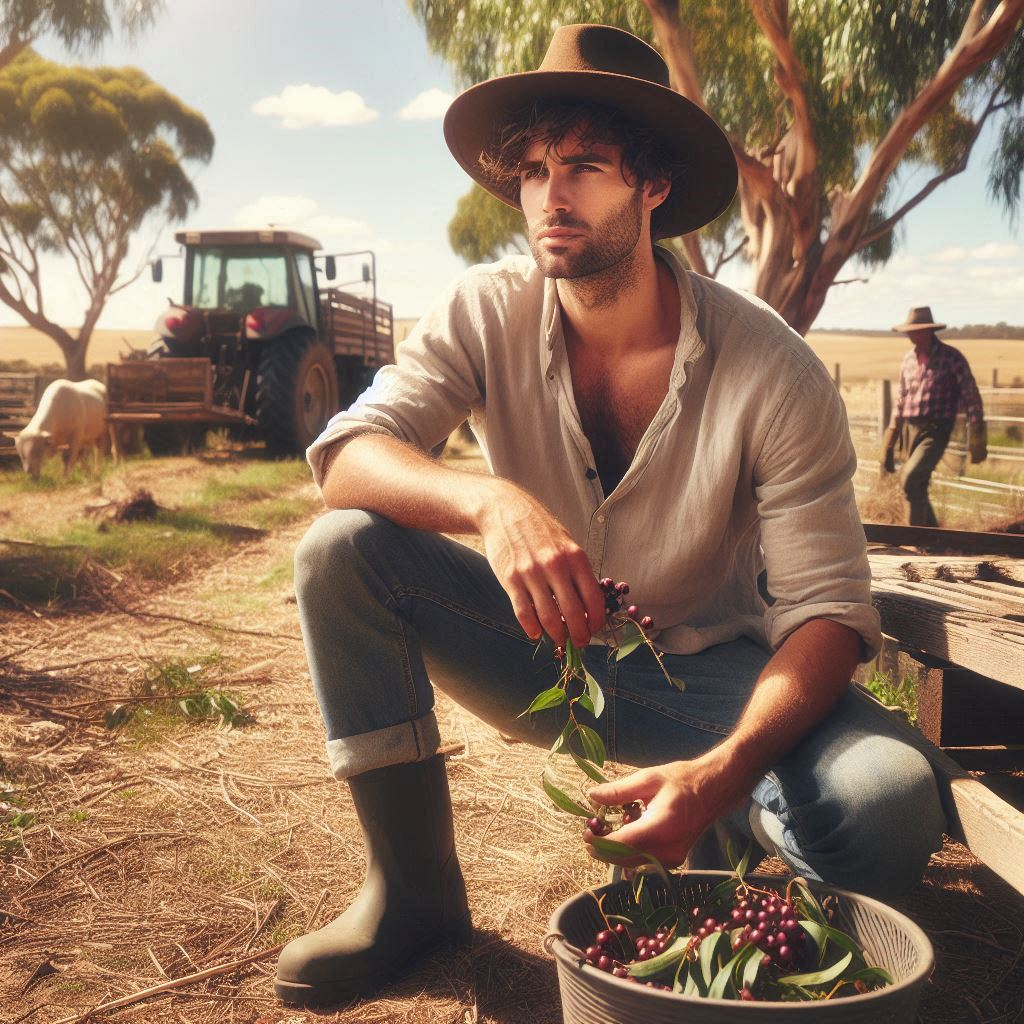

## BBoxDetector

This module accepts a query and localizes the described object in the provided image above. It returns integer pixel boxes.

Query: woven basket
[545,871,933,1023]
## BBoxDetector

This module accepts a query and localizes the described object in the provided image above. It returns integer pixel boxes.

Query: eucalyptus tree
[411,0,1024,334]
[0,0,162,73]
[0,50,213,377]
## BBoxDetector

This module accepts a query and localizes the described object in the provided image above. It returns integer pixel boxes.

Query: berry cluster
[579,881,821,1001]
[583,923,672,989]
[599,578,653,629]
[586,801,642,838]
[723,892,806,968]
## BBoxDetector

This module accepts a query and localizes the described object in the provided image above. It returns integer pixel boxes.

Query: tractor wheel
[255,336,339,455]
[144,423,207,456]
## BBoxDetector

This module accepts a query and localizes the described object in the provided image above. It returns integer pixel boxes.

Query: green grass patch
[258,558,294,589]
[246,496,311,529]
[863,670,918,726]
[191,459,311,507]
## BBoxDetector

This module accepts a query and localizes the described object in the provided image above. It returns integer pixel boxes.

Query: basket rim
[545,870,935,1010]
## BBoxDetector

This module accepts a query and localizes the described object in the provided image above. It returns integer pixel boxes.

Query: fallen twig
[47,944,286,1024]
[106,595,303,641]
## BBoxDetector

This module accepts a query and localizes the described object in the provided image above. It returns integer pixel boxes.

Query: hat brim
[891,322,946,333]
[443,69,738,239]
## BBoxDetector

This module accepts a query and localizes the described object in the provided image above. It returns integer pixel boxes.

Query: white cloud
[234,195,371,247]
[252,84,378,129]
[397,88,453,121]
[933,246,967,263]
[970,241,1019,261]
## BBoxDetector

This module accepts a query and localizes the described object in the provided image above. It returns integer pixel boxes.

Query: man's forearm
[695,618,861,811]
[319,432,503,536]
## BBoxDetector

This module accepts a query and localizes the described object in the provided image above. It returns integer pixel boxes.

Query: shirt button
[596,514,605,523]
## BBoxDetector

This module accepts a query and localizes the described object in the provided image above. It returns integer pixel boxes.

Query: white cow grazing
[9,378,109,480]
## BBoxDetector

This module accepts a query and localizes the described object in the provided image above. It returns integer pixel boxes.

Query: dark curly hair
[478,99,685,236]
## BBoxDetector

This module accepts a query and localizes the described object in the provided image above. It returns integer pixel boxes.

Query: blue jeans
[295,510,945,900]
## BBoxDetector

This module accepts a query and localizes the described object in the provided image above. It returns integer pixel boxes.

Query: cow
[6,378,110,480]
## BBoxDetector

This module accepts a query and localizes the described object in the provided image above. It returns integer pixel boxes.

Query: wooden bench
[861,522,1024,896]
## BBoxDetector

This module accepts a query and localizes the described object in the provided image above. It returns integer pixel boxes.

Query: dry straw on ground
[1,447,1022,1023]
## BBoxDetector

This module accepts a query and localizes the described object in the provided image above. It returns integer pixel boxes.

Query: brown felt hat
[892,306,947,334]
[442,23,738,239]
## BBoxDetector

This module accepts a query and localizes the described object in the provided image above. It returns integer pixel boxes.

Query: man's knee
[294,509,385,596]
[797,743,945,899]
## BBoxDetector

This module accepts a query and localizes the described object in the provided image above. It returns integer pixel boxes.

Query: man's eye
[574,164,597,173]
[522,166,546,180]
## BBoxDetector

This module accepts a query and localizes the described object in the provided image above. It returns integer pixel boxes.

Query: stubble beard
[528,188,645,309]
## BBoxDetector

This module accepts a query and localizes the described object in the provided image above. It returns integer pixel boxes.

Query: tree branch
[640,0,706,106]
[680,233,711,277]
[0,35,32,73]
[834,0,1024,245]
[711,235,749,275]
[857,93,1006,250]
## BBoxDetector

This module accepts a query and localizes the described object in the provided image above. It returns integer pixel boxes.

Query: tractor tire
[144,423,207,456]
[255,336,339,455]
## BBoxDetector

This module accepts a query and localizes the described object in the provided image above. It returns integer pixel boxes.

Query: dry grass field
[1,443,1023,1024]
[2,324,1021,383]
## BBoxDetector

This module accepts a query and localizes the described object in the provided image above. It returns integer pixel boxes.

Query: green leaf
[699,930,725,987]
[725,839,751,882]
[626,935,692,978]
[576,693,595,715]
[778,951,853,987]
[668,675,687,691]
[742,942,763,990]
[708,945,749,1000]
[519,686,565,717]
[799,919,827,966]
[646,904,677,933]
[541,774,590,817]
[681,962,702,996]
[793,879,829,928]
[584,668,605,718]
[615,633,645,661]
[589,838,671,886]
[570,751,609,783]
[550,721,572,755]
[575,723,605,767]
[854,965,894,987]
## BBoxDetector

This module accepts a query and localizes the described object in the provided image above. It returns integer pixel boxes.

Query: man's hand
[582,761,724,869]
[475,483,606,647]
[969,421,988,464]
[880,425,898,475]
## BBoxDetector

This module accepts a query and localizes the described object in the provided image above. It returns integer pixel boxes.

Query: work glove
[969,420,988,464]
[880,425,898,474]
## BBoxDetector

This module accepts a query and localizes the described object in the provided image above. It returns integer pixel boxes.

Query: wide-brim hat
[442,24,738,239]
[892,306,946,333]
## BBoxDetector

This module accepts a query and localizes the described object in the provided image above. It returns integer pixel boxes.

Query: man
[275,24,945,1008]
[882,306,987,526]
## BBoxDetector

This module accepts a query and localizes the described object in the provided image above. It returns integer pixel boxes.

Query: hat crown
[539,24,670,88]
[904,306,937,327]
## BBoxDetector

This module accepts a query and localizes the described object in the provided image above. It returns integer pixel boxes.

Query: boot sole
[273,920,472,1008]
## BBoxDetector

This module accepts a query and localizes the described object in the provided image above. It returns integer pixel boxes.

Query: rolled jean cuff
[325,711,441,781]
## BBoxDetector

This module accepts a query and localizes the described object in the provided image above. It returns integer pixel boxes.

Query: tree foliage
[449,184,529,263]
[0,0,162,73]
[410,0,1024,334]
[0,50,213,376]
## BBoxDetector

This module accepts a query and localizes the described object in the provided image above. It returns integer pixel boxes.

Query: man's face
[907,329,933,348]
[518,131,653,280]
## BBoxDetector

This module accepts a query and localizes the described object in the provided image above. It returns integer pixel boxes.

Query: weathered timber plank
[864,523,1024,557]
[853,688,1024,895]
[868,554,1024,585]
[871,583,1024,689]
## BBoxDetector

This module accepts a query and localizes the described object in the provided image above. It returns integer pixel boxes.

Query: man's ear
[644,177,672,214]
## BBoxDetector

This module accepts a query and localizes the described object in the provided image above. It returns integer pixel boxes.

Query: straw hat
[892,306,946,333]
[442,23,738,239]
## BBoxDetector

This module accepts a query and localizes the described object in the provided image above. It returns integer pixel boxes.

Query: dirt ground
[1,447,1022,1024]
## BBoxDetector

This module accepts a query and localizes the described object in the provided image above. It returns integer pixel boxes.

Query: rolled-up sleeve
[753,357,881,661]
[306,279,486,488]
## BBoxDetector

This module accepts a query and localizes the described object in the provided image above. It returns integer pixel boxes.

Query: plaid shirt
[891,337,984,425]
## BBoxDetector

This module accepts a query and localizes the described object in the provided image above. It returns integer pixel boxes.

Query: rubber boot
[274,754,471,1006]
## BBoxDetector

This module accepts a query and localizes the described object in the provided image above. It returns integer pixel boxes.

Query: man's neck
[556,245,677,357]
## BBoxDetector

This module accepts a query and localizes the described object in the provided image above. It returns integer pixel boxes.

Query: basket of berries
[544,869,933,1023]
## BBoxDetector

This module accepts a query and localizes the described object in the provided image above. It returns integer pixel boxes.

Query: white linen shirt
[307,250,881,662]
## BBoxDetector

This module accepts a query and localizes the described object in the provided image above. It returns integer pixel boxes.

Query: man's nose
[541,171,571,214]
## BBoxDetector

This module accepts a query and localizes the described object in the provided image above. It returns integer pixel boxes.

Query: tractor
[106,229,394,455]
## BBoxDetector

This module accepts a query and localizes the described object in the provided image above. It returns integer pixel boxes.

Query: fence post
[833,362,841,389]
[992,368,999,388]
[878,379,892,439]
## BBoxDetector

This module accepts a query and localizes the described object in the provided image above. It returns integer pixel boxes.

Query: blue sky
[6,0,1022,332]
